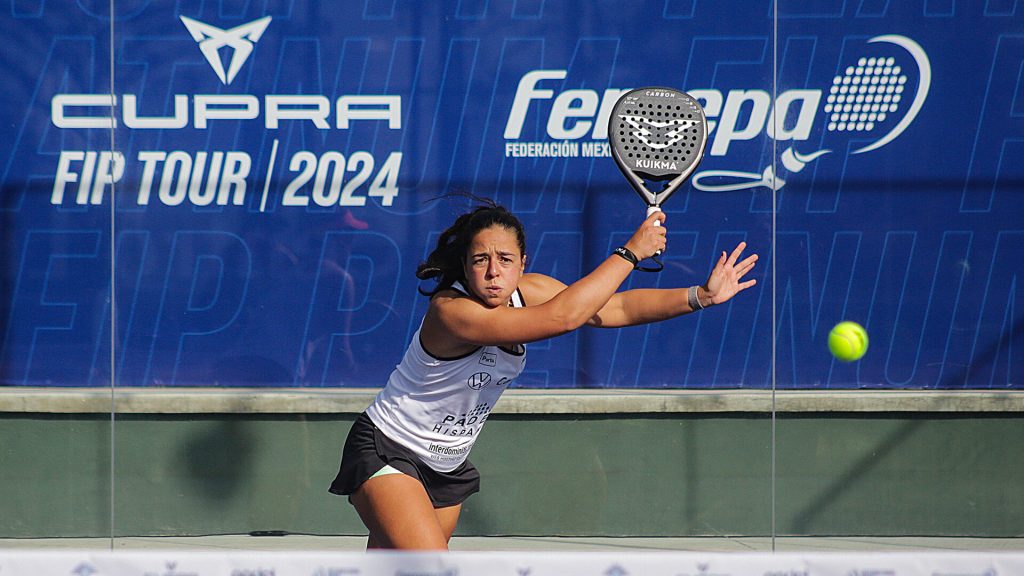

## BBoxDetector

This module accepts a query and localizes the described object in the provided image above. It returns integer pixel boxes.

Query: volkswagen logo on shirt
[467,372,492,390]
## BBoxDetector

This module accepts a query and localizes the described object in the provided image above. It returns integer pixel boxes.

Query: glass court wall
[773,1,1024,539]
[1,0,1019,545]
[1,6,115,538]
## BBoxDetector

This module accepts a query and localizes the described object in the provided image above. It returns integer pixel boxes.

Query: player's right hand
[624,211,667,261]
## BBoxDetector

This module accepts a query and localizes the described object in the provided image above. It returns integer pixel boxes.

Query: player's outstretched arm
[431,212,667,346]
[584,241,758,328]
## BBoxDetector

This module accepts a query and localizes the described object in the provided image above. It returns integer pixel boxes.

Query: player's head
[417,199,527,305]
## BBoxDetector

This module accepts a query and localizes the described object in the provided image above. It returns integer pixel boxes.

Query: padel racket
[608,87,708,271]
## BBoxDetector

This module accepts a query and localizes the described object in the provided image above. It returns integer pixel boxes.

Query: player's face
[464,225,526,308]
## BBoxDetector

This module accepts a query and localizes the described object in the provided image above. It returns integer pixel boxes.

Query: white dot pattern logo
[825,55,907,132]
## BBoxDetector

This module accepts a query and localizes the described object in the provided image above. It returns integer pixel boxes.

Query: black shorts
[328,412,481,508]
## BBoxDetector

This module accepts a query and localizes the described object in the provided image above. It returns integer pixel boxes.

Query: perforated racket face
[609,87,708,205]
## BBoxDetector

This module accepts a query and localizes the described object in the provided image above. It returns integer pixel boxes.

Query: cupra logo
[180,15,272,85]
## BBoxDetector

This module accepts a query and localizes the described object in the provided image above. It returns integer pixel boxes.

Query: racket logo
[635,158,678,170]
[619,115,700,150]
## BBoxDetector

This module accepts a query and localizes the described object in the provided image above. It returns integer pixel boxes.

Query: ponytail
[416,196,526,297]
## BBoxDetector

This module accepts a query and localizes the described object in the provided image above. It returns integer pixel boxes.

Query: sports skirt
[328,412,481,508]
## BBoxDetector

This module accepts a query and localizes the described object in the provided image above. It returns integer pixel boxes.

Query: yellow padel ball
[828,321,868,362]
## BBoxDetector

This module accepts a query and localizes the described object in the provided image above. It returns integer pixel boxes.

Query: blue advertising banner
[1,1,1020,389]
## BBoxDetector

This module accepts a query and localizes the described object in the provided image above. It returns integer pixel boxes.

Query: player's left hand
[703,242,758,305]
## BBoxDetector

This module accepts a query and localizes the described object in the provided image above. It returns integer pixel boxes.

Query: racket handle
[646,205,662,223]
[647,206,663,256]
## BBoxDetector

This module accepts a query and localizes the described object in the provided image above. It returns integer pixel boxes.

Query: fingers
[706,244,759,297]
[726,241,747,266]
[624,211,669,260]
[716,244,758,274]
[648,223,668,254]
[736,254,758,276]
[645,210,667,226]
[640,212,667,241]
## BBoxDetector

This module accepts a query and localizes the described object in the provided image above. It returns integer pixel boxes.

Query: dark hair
[416,197,527,297]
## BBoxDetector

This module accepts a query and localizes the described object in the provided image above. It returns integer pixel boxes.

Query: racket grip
[647,206,663,256]
[646,205,662,223]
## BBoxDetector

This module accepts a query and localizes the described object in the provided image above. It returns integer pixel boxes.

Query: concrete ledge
[0,387,1022,414]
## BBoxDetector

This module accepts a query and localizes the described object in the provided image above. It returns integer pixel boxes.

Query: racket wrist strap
[612,246,664,273]
[688,285,706,311]
[636,256,664,273]
[612,246,640,268]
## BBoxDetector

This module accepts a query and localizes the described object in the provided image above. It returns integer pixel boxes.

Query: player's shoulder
[518,273,566,306]
[430,286,475,309]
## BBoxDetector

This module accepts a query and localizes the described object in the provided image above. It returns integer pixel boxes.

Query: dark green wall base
[1,413,1021,538]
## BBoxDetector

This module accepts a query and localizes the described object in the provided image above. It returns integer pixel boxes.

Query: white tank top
[365,282,527,472]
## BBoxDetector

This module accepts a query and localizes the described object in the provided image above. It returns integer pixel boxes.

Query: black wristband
[612,246,639,268]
